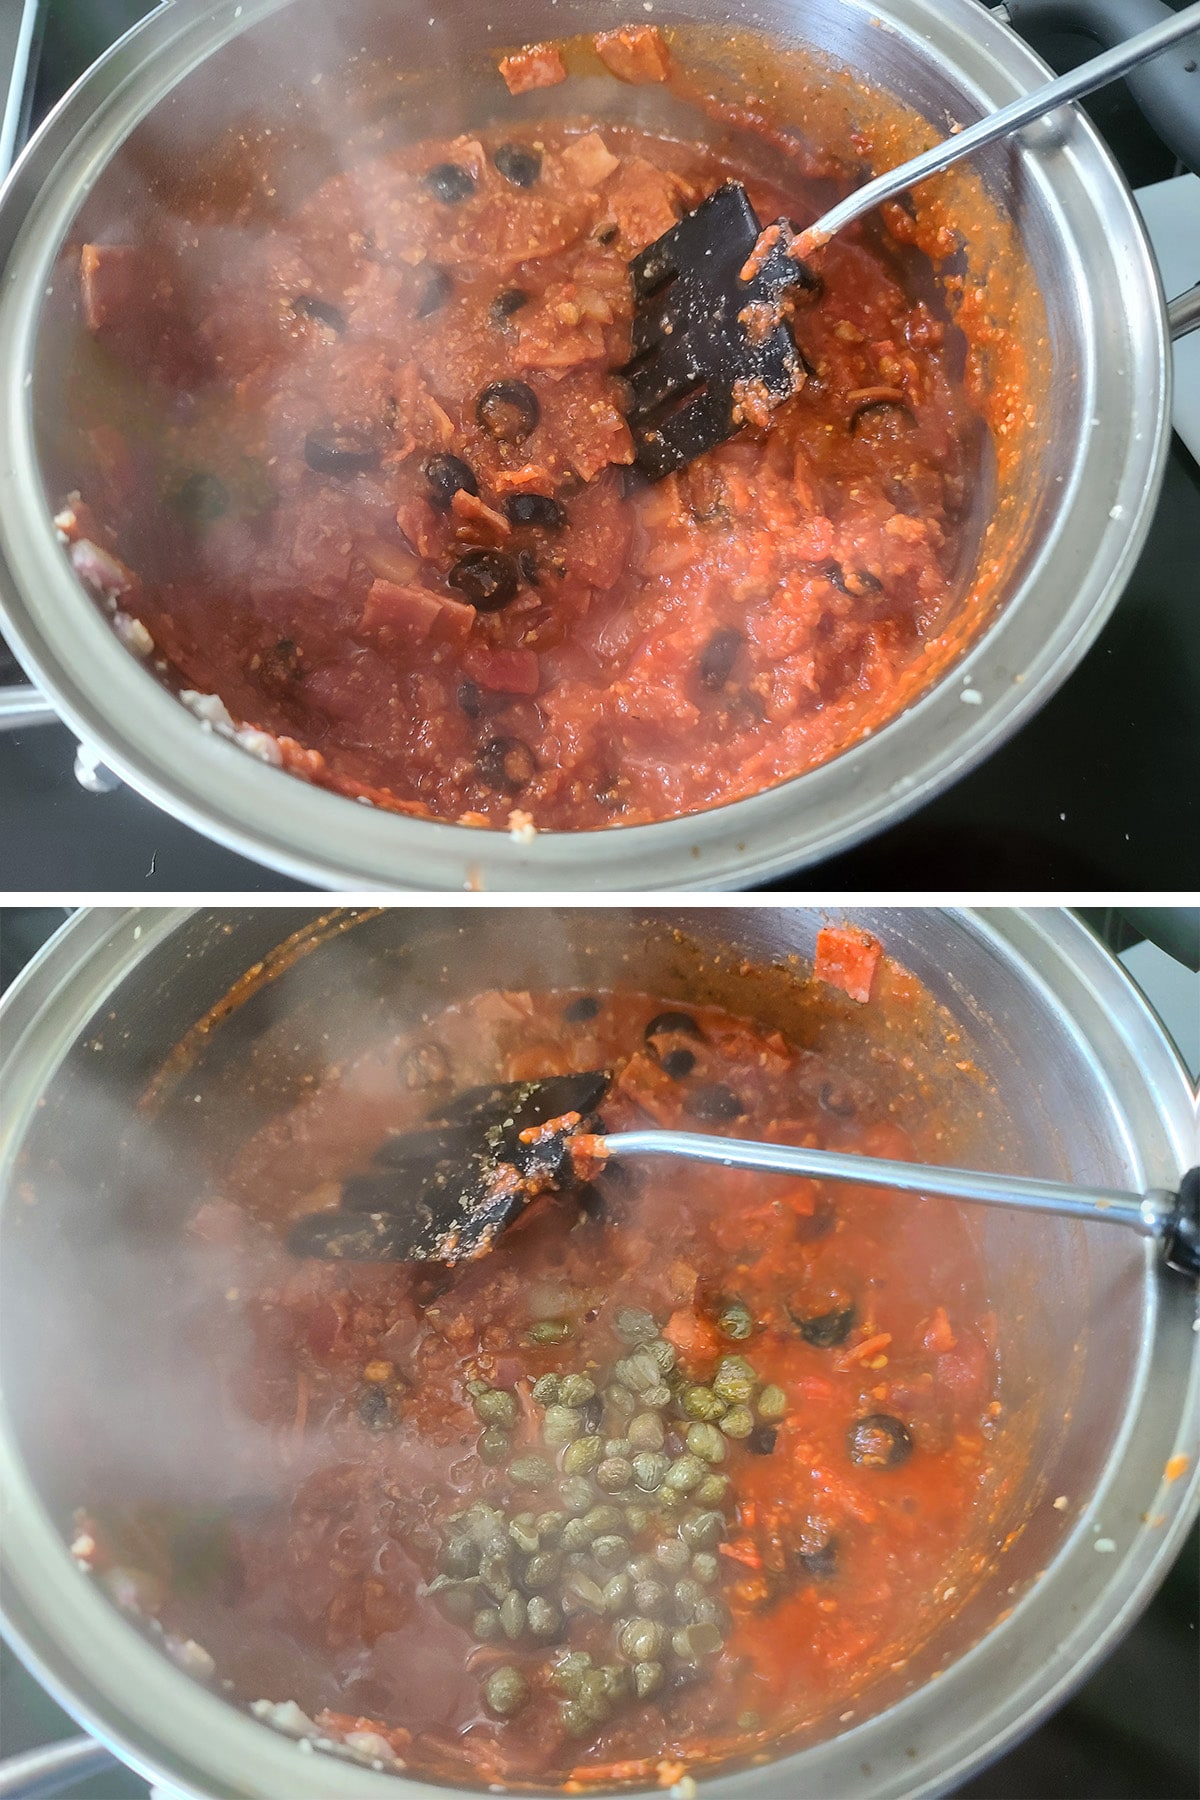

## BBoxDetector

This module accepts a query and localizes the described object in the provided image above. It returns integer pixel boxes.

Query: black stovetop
[1,0,1197,892]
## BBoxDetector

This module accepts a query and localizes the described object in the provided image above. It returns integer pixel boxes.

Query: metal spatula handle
[603,1132,1200,1274]
[803,1,1200,248]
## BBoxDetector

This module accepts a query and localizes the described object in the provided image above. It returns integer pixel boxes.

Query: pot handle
[0,1737,116,1800]
[1165,1167,1200,1278]
[1000,0,1200,172]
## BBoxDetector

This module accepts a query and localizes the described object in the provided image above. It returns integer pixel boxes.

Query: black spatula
[286,1070,610,1265]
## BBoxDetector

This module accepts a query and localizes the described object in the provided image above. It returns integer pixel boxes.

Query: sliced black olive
[441,1070,609,1132]
[358,1385,393,1430]
[644,1011,703,1044]
[173,472,229,529]
[287,1209,413,1260]
[458,680,483,717]
[660,1047,696,1080]
[476,380,540,443]
[505,493,565,530]
[417,266,454,318]
[517,549,541,586]
[686,1084,745,1122]
[476,735,536,791]
[818,1081,856,1118]
[748,1425,777,1456]
[291,294,346,332]
[449,548,520,611]
[563,996,602,1023]
[424,452,479,508]
[492,287,530,323]
[826,561,882,597]
[425,162,476,203]
[493,143,542,187]
[304,427,380,477]
[849,399,917,437]
[789,1304,855,1348]
[847,1414,913,1469]
[797,1536,837,1579]
[698,627,742,692]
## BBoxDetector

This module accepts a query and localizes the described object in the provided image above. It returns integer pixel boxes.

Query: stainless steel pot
[1,906,1197,1800]
[0,0,1196,888]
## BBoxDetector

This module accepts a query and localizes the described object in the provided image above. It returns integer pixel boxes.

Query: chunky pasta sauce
[75,931,1016,1788]
[60,26,995,832]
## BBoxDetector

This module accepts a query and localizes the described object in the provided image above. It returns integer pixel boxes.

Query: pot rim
[1,905,1197,1800]
[0,0,1173,889]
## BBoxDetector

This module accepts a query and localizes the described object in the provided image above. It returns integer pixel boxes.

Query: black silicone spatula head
[286,1071,609,1265]
[622,182,814,480]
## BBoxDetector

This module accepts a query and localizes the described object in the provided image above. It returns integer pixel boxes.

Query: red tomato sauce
[76,974,1015,1789]
[60,26,996,832]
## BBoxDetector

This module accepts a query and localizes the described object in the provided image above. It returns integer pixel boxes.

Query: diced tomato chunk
[594,25,671,84]
[814,925,882,1004]
[498,42,568,94]
[460,643,541,694]
[362,579,475,649]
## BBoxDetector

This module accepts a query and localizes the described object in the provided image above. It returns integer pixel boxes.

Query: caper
[624,1504,650,1534]
[535,1511,565,1541]
[583,1505,625,1536]
[718,1300,754,1341]
[577,1668,613,1719]
[653,1539,690,1574]
[713,1356,757,1405]
[693,1595,729,1630]
[663,1454,706,1494]
[562,1436,602,1476]
[527,1319,572,1345]
[682,1385,727,1422]
[440,1537,480,1578]
[473,1606,502,1640]
[642,1382,673,1410]
[629,1411,666,1451]
[604,1438,632,1459]
[509,1454,554,1487]
[686,1423,727,1465]
[633,1577,669,1615]
[544,1404,583,1447]
[631,1451,670,1492]
[480,1552,513,1601]
[528,1551,564,1590]
[566,1571,607,1611]
[757,1384,788,1420]
[602,1572,630,1612]
[465,1505,509,1552]
[559,1699,592,1736]
[479,1426,511,1463]
[484,1664,528,1717]
[562,1517,593,1551]
[509,1516,540,1555]
[673,1622,723,1659]
[559,1373,597,1407]
[618,1617,666,1662]
[500,1590,527,1639]
[596,1456,633,1493]
[592,1534,630,1567]
[615,1351,659,1393]
[474,1388,518,1428]
[681,1510,724,1550]
[738,1709,761,1730]
[696,1473,732,1506]
[527,1594,561,1638]
[673,1577,704,1621]
[634,1660,663,1699]
[532,1373,560,1406]
[605,1384,638,1421]
[721,1405,755,1440]
[691,1552,719,1584]
[553,1650,593,1693]
[613,1306,659,1345]
[645,1339,676,1374]
[437,1582,480,1623]
[561,1475,596,1515]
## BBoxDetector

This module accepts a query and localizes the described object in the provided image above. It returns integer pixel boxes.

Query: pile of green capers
[431,1303,787,1735]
